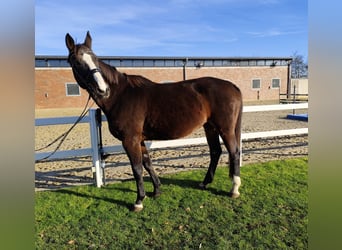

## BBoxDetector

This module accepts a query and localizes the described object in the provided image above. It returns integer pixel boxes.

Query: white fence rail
[35,103,308,187]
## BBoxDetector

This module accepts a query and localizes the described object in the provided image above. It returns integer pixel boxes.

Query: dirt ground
[35,103,308,191]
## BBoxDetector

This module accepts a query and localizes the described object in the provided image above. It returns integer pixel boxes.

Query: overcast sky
[35,0,307,59]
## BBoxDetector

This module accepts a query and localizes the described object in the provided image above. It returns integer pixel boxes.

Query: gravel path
[35,108,308,190]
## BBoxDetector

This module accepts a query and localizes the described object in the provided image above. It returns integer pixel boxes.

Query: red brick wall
[35,69,90,109]
[35,66,288,109]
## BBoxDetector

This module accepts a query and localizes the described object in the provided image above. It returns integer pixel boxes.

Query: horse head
[65,31,110,98]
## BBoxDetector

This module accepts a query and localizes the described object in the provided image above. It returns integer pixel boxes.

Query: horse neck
[91,61,126,113]
[98,60,121,84]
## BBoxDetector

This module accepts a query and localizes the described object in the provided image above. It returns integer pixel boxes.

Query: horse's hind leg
[141,141,161,197]
[199,123,222,189]
[220,131,241,198]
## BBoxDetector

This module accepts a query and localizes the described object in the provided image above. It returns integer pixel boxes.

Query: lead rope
[35,95,93,162]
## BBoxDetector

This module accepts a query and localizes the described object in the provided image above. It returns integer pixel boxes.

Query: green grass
[35,158,308,249]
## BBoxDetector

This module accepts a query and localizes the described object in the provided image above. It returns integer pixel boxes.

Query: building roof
[35,55,292,68]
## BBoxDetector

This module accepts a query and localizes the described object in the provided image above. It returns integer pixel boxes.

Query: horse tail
[229,93,243,178]
[235,97,243,149]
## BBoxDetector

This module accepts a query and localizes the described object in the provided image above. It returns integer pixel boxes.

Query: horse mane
[98,60,121,85]
[98,60,154,88]
[125,74,155,88]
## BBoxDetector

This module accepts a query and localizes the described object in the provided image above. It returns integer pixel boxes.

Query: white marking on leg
[82,53,108,92]
[230,175,241,196]
[134,203,143,209]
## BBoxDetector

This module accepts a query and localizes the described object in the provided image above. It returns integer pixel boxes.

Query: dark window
[249,60,257,66]
[272,78,280,88]
[204,60,213,67]
[48,60,61,67]
[187,60,195,67]
[121,60,133,67]
[154,60,165,67]
[281,60,289,66]
[214,60,222,66]
[266,60,274,66]
[165,60,175,67]
[109,59,121,67]
[60,60,70,67]
[66,83,80,96]
[231,61,240,66]
[175,60,184,67]
[273,60,281,66]
[133,60,143,67]
[252,79,261,89]
[240,60,248,66]
[143,60,154,67]
[35,59,47,67]
[257,60,265,66]
[222,60,231,66]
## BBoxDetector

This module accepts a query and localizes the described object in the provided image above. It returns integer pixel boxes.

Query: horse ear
[84,31,92,49]
[65,33,75,51]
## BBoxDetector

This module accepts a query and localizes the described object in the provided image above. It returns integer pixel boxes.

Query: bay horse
[65,32,243,211]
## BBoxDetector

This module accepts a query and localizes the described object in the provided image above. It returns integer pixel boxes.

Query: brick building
[35,56,292,109]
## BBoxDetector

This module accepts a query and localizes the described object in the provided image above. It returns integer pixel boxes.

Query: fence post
[293,85,296,114]
[89,109,104,187]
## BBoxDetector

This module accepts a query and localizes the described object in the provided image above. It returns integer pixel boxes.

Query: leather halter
[90,68,101,74]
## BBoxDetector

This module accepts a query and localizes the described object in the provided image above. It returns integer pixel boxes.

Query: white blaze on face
[82,53,108,92]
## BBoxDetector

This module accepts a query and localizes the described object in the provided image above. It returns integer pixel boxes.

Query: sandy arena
[35,104,308,191]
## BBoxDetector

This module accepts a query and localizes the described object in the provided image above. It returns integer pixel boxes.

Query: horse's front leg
[123,138,145,212]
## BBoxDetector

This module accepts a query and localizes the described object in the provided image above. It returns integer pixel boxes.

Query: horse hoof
[153,191,162,198]
[199,183,207,190]
[228,192,240,199]
[131,203,144,212]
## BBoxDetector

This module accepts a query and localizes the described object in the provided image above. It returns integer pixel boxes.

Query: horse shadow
[157,176,230,197]
[53,174,230,211]
[54,185,133,209]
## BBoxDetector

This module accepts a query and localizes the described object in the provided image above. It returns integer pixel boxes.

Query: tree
[291,52,308,78]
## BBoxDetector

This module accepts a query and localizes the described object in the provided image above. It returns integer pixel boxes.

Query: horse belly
[144,105,207,140]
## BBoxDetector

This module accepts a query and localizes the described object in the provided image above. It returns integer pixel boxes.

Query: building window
[252,79,261,90]
[240,60,249,66]
[154,60,165,67]
[133,60,143,67]
[165,60,175,67]
[222,60,232,66]
[214,60,222,66]
[257,60,265,66]
[66,83,80,96]
[266,60,274,66]
[231,61,240,66]
[60,60,70,67]
[35,59,47,67]
[204,60,213,67]
[109,59,121,67]
[271,78,280,88]
[187,59,195,67]
[175,60,185,67]
[143,60,154,67]
[249,60,257,66]
[121,59,133,67]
